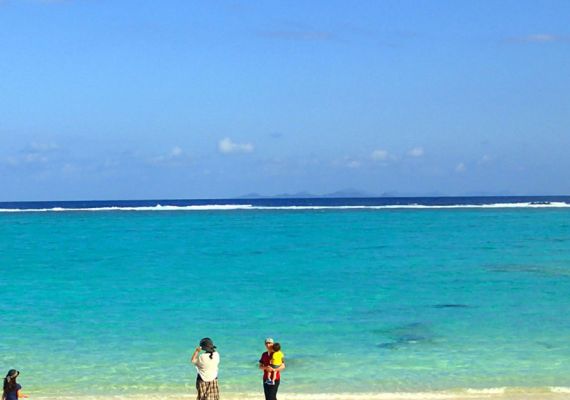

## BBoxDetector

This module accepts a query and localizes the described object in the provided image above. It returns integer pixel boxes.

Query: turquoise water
[1,208,570,396]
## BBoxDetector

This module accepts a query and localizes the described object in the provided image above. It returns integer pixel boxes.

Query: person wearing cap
[258,338,285,400]
[191,338,220,400]
[2,370,28,400]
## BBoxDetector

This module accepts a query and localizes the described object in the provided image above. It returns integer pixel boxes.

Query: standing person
[2,370,28,400]
[190,338,220,400]
[258,338,285,400]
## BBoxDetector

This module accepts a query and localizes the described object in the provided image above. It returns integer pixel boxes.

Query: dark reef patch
[485,264,570,278]
[375,322,435,350]
[432,304,470,309]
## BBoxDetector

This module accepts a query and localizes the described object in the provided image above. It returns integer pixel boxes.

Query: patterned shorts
[196,375,220,400]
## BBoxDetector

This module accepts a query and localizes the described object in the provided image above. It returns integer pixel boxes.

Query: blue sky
[1,0,569,200]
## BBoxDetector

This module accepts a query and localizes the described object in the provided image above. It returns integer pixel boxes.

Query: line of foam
[29,387,570,400]
[0,202,570,213]
[0,204,255,213]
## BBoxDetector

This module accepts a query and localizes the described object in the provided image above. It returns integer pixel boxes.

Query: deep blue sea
[1,196,570,399]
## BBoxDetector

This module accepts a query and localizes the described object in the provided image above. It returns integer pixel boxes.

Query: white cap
[265,337,274,344]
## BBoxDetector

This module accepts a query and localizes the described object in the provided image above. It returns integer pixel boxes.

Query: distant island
[240,188,392,199]
[240,188,367,199]
[237,189,522,199]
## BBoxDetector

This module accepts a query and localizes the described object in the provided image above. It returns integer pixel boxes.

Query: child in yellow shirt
[266,342,284,385]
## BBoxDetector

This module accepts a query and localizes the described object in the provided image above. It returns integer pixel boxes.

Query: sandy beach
[28,389,570,400]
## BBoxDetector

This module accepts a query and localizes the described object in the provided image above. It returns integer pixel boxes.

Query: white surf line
[0,202,570,213]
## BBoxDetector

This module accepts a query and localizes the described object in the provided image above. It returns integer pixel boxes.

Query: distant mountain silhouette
[238,188,376,199]
[323,189,376,198]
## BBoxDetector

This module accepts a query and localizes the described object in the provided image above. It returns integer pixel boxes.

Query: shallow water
[1,206,570,396]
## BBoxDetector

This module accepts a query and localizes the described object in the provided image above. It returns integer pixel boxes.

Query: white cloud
[61,163,80,175]
[371,149,389,161]
[218,137,254,154]
[511,34,565,43]
[455,162,466,173]
[331,156,362,169]
[408,147,424,157]
[347,160,361,169]
[527,34,558,42]
[4,156,19,166]
[2,141,61,167]
[148,146,190,166]
[170,146,183,157]
[478,154,493,164]
[24,153,49,163]
[29,142,59,152]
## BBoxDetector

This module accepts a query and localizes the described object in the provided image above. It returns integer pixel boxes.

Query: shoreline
[28,387,570,400]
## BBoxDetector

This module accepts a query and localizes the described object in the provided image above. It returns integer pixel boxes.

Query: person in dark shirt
[258,338,285,400]
[2,370,28,400]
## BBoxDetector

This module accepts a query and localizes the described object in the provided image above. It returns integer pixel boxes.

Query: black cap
[199,337,216,353]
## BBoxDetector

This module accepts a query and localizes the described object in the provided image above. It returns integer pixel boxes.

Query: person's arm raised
[191,346,201,364]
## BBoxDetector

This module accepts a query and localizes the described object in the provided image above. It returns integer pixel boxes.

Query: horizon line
[1,194,570,204]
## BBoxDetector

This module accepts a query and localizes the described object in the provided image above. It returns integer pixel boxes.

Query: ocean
[1,196,570,399]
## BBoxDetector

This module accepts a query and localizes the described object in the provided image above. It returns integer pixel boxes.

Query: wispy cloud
[346,160,361,169]
[171,147,183,157]
[371,149,390,161]
[257,30,335,41]
[455,162,466,173]
[507,33,568,43]
[147,146,191,166]
[218,138,254,154]
[61,163,81,175]
[478,154,494,165]
[28,142,59,152]
[407,147,424,157]
[3,142,60,166]
[331,156,362,169]
[256,21,415,46]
